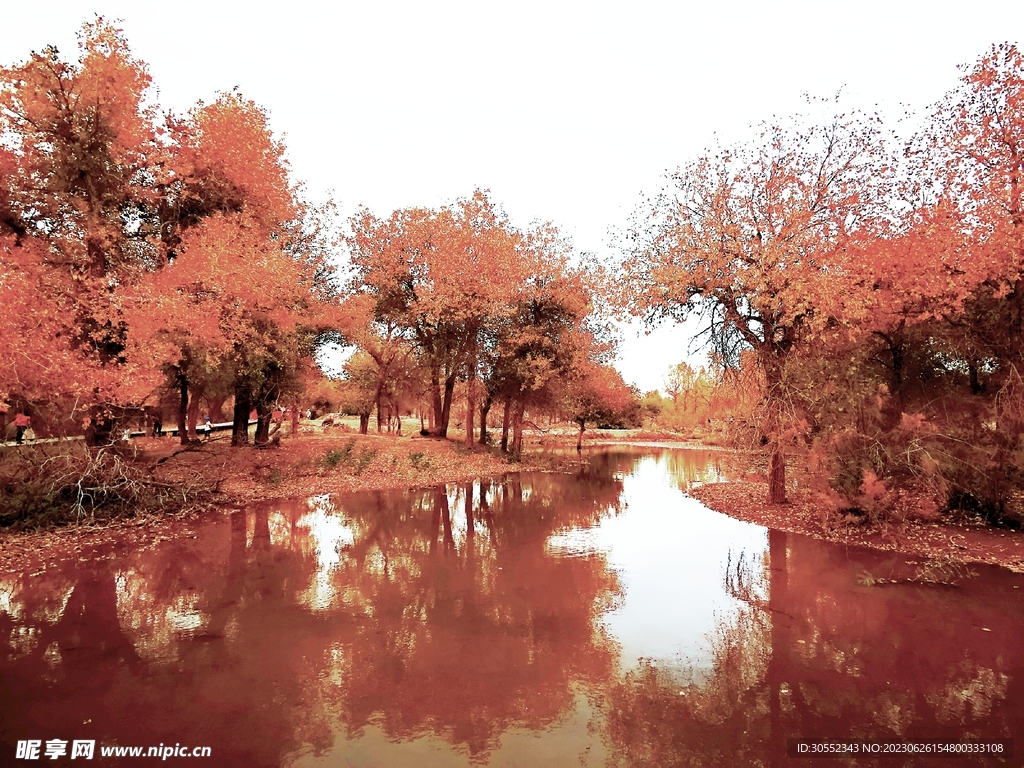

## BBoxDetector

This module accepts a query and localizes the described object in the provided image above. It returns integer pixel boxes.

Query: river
[1,447,1021,766]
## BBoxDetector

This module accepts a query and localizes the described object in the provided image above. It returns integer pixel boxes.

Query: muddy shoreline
[689,478,1024,574]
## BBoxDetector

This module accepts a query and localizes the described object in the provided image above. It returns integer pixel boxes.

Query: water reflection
[0,449,1022,767]
[0,463,628,766]
[605,529,1024,767]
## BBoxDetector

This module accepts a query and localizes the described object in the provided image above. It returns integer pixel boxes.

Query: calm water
[1,447,1022,766]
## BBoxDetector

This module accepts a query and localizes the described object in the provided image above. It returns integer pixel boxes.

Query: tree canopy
[0,19,337,445]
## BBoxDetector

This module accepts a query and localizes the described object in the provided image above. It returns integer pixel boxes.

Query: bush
[818,411,1024,526]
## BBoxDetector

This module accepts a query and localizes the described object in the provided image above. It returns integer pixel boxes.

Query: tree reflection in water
[2,451,1024,767]
[603,529,1024,767]
[0,463,627,766]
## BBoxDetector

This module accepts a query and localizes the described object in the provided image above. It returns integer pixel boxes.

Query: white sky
[4,1,1023,392]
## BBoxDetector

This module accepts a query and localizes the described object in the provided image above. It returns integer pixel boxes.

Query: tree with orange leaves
[347,191,524,439]
[348,192,615,451]
[847,42,1024,518]
[0,19,161,423]
[910,43,1024,413]
[142,91,319,445]
[129,209,327,446]
[557,361,633,452]
[336,293,417,435]
[0,20,339,447]
[480,241,606,455]
[623,107,893,503]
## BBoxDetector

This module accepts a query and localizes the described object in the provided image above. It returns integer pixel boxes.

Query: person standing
[14,412,30,445]
[203,416,212,440]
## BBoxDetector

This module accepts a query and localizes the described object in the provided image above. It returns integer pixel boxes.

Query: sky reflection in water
[1,447,1023,767]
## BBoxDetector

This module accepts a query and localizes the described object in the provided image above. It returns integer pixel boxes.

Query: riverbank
[0,427,557,574]
[4,428,1022,575]
[689,480,1024,574]
[543,426,1024,573]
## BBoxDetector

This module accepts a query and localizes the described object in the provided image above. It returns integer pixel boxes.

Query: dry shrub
[817,418,946,524]
[0,441,210,528]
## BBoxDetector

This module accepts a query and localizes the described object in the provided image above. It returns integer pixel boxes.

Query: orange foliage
[0,20,336,441]
[347,190,605,442]
[624,106,892,502]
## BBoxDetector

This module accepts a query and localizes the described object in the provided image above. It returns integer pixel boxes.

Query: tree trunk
[510,401,525,459]
[359,412,370,434]
[231,391,251,447]
[763,354,788,505]
[479,395,492,445]
[576,418,585,452]
[438,375,456,438]
[186,387,201,441]
[465,336,477,446]
[254,403,271,447]
[430,362,443,436]
[968,360,983,395]
[177,372,189,446]
[501,398,511,452]
[290,404,299,437]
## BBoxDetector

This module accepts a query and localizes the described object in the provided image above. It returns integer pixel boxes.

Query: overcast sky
[4,1,1023,392]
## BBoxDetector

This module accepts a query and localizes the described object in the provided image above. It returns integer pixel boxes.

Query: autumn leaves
[344,193,630,454]
[0,19,631,453]
[0,21,334,443]
[623,44,1024,515]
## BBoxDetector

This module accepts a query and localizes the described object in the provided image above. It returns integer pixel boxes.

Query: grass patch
[321,439,357,469]
[320,440,376,475]
[409,451,431,470]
